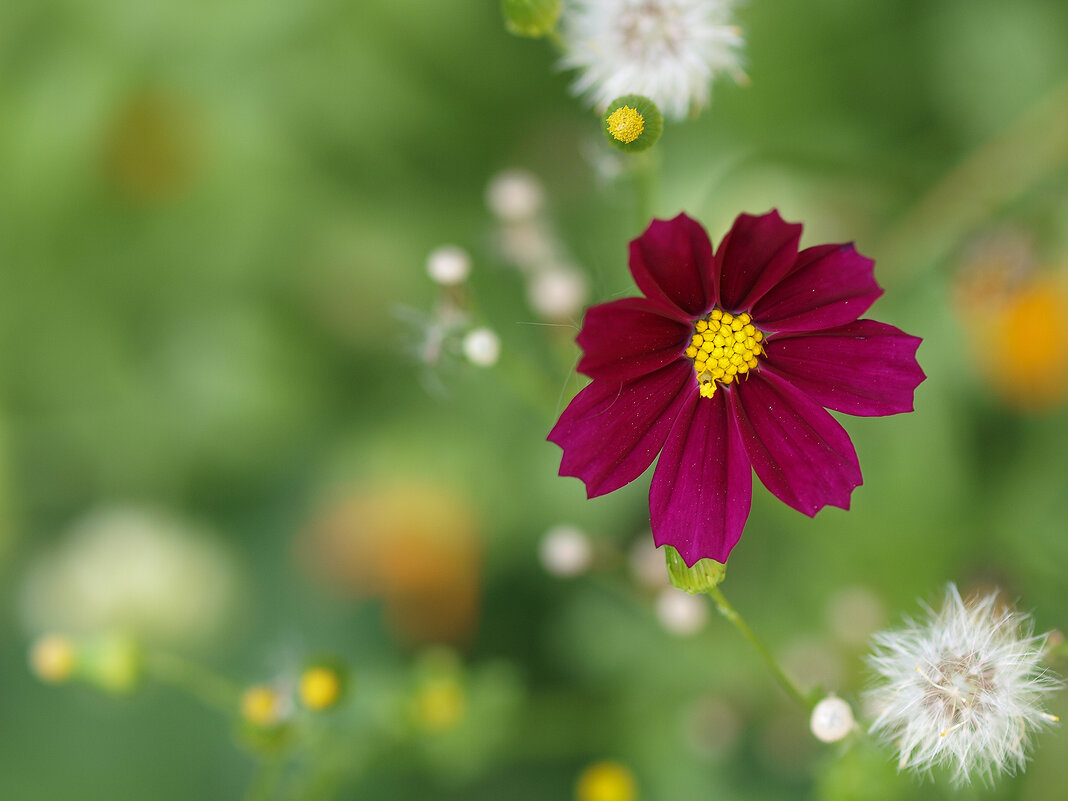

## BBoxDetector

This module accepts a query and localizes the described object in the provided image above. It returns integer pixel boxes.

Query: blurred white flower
[539,524,593,577]
[20,507,240,645]
[865,584,1060,784]
[561,0,745,121]
[628,536,669,589]
[486,169,544,222]
[462,327,501,367]
[527,266,590,320]
[655,587,708,635]
[426,245,471,286]
[810,696,855,743]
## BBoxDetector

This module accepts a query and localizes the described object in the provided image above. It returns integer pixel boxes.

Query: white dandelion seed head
[864,584,1061,785]
[560,0,745,121]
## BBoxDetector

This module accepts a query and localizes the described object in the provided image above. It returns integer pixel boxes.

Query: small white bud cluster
[486,169,589,321]
[411,242,502,371]
[864,584,1061,785]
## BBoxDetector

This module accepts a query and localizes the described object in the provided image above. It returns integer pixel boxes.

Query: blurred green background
[1,0,1067,799]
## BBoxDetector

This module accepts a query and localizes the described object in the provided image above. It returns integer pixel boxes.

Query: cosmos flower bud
[664,545,725,594]
[500,0,562,38]
[601,95,663,153]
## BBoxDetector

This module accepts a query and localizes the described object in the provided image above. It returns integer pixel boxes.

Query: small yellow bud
[414,678,466,732]
[576,761,637,801]
[29,635,77,684]
[241,685,283,728]
[299,666,342,711]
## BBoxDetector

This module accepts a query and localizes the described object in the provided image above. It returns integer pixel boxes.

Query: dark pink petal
[650,390,752,565]
[576,298,691,382]
[751,243,883,333]
[628,214,714,318]
[548,361,693,498]
[763,320,925,416]
[729,372,862,516]
[714,210,803,312]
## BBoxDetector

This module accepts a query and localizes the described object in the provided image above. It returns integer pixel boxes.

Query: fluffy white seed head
[810,696,856,743]
[560,0,745,121]
[864,584,1061,785]
[539,525,593,577]
[462,327,501,367]
[426,245,471,286]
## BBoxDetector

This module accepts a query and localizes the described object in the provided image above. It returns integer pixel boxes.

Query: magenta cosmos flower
[548,211,925,566]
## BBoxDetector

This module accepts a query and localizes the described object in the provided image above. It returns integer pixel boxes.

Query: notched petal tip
[628,214,715,318]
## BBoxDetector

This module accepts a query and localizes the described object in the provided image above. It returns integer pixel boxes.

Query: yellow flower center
[606,106,645,143]
[685,309,765,398]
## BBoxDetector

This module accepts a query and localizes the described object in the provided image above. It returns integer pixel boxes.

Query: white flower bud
[655,587,708,635]
[539,525,592,577]
[426,245,471,286]
[462,327,501,367]
[810,696,855,743]
[486,169,544,222]
[528,267,589,319]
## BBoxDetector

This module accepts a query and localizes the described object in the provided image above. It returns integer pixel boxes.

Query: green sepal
[665,546,726,594]
[501,0,562,38]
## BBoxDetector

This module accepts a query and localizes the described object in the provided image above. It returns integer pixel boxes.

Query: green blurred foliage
[1,0,1067,799]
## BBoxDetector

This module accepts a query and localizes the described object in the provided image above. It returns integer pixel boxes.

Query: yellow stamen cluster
[299,666,342,711]
[606,106,645,143]
[685,309,765,398]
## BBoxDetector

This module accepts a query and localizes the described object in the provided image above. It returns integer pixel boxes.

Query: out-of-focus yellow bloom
[576,761,638,801]
[241,685,283,728]
[413,676,466,732]
[299,666,342,711]
[29,634,77,683]
[298,483,481,645]
[955,235,1068,411]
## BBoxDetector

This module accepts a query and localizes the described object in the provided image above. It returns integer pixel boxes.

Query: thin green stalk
[631,148,661,229]
[143,650,241,714]
[876,74,1068,286]
[245,757,285,801]
[706,585,813,710]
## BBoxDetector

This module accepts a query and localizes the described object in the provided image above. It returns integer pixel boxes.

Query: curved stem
[706,585,813,710]
[143,650,241,714]
[876,75,1068,285]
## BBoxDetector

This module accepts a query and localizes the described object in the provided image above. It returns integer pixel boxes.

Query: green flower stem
[245,757,285,801]
[706,585,813,710]
[631,148,661,230]
[143,650,241,714]
[876,74,1068,286]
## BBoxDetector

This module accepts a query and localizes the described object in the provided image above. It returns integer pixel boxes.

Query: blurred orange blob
[298,484,481,646]
[101,89,202,203]
[955,235,1068,411]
